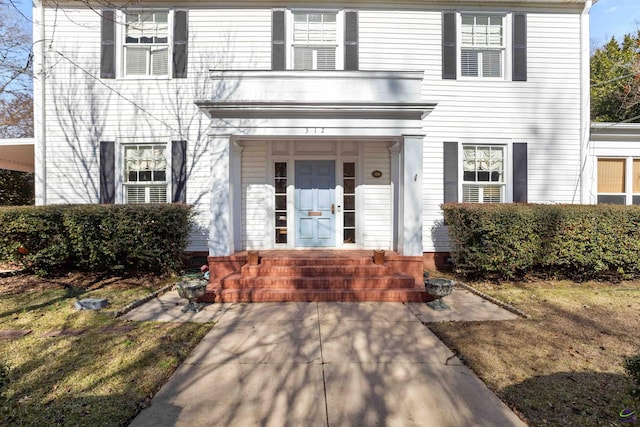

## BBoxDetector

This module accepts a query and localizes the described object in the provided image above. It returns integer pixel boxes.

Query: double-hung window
[124,144,168,203]
[292,12,338,70]
[124,11,169,77]
[460,15,505,78]
[462,145,505,203]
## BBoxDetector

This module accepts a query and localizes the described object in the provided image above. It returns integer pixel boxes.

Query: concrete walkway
[127,290,525,427]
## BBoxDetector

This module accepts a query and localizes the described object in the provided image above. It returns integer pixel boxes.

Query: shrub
[0,206,69,275]
[625,354,640,396]
[0,204,193,275]
[442,204,640,281]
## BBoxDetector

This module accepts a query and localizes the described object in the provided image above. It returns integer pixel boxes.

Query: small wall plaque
[371,170,383,178]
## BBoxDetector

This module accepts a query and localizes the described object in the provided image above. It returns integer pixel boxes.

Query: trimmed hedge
[0,204,194,275]
[442,204,640,281]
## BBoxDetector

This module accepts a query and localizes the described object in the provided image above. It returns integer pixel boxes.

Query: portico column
[209,134,234,256]
[400,134,424,256]
[389,142,402,252]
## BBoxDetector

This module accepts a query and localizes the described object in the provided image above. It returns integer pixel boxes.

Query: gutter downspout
[33,0,46,205]
[579,0,593,204]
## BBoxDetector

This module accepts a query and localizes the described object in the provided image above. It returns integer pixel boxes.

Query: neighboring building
[32,0,594,299]
[589,123,640,206]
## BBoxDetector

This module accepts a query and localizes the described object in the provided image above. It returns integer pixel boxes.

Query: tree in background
[591,33,640,122]
[0,0,34,205]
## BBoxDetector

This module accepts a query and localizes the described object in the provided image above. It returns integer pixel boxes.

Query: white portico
[196,71,435,257]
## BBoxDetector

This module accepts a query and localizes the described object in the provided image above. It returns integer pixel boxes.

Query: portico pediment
[195,70,435,136]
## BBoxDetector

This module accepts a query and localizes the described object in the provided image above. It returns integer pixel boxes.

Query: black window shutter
[99,141,115,204]
[172,140,187,203]
[442,12,456,80]
[173,10,188,78]
[443,142,458,203]
[272,9,286,71]
[513,143,528,202]
[344,10,359,71]
[513,13,527,82]
[100,10,116,79]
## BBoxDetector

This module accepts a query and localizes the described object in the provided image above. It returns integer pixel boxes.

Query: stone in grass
[74,298,108,310]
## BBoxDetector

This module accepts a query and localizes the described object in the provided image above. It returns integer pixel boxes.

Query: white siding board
[241,143,268,250]
[362,143,391,249]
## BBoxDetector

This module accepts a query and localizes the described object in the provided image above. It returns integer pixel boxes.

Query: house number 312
[305,128,325,134]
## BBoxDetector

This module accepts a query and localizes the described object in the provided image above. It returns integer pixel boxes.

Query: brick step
[259,257,375,267]
[219,274,416,290]
[240,264,395,277]
[203,287,429,303]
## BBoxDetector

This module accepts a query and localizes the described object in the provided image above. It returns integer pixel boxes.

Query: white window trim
[596,156,639,205]
[458,140,512,203]
[457,12,512,81]
[286,9,344,71]
[116,9,173,80]
[116,139,172,204]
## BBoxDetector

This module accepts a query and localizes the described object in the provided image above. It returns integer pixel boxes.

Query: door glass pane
[343,162,355,177]
[344,229,356,244]
[276,213,287,227]
[344,195,355,210]
[344,178,355,194]
[275,179,287,194]
[344,212,355,228]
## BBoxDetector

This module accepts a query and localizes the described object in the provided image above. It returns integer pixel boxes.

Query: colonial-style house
[31,0,594,301]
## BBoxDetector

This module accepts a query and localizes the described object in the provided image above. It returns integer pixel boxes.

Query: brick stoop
[204,250,430,303]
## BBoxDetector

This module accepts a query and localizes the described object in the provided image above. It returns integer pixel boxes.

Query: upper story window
[462,145,505,203]
[100,9,187,80]
[272,9,357,71]
[292,12,338,70]
[460,15,504,78]
[442,11,526,81]
[124,144,168,203]
[124,11,169,77]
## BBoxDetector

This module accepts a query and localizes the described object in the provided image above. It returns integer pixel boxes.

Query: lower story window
[124,144,167,203]
[597,157,640,205]
[462,145,505,203]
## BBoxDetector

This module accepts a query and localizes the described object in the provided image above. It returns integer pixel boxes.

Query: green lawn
[0,273,213,426]
[428,279,640,426]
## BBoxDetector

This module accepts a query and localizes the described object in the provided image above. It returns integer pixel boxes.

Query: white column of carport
[209,134,237,256]
[399,135,424,256]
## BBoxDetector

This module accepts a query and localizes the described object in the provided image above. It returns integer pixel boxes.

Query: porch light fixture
[371,170,382,178]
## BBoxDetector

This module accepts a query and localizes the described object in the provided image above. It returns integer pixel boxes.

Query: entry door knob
[331,204,335,214]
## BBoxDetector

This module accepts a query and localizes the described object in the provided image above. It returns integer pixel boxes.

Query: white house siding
[362,142,392,249]
[40,7,274,251]
[359,10,436,71]
[240,142,269,249]
[421,11,583,252]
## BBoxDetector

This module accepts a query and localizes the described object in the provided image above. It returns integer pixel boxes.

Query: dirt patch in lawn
[428,280,640,426]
